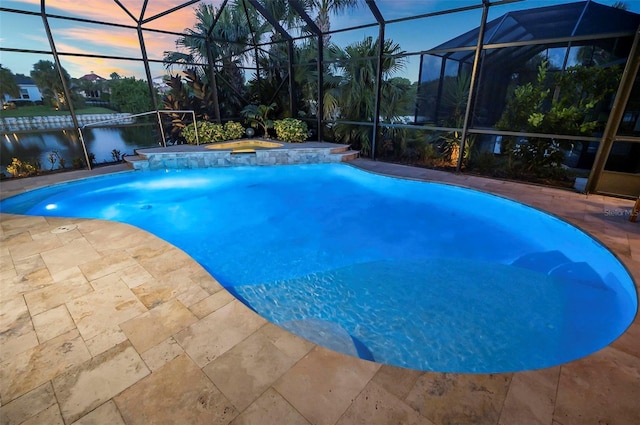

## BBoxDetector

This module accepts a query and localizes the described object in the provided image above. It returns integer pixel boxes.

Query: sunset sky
[1,0,638,83]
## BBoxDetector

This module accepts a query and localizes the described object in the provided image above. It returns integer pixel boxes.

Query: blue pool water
[1,164,636,372]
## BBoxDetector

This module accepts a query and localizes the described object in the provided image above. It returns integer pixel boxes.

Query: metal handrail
[77,109,199,170]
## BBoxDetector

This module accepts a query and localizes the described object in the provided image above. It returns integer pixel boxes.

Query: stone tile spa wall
[130,147,356,170]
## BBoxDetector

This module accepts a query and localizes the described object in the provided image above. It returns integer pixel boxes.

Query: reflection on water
[1,125,160,171]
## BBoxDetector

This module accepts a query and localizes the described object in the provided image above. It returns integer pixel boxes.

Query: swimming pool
[1,164,636,373]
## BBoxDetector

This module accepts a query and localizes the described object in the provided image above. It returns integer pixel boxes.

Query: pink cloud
[18,0,223,27]
[60,55,137,79]
[18,29,169,79]
[6,0,236,79]
[56,27,141,54]
[17,0,221,60]
[20,0,132,24]
[52,25,186,59]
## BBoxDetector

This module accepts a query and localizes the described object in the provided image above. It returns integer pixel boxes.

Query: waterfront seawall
[0,113,134,132]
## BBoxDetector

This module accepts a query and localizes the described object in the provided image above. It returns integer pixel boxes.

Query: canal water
[1,125,160,173]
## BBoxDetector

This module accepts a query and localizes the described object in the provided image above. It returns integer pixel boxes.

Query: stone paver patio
[0,159,638,425]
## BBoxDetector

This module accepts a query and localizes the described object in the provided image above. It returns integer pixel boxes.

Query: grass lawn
[0,105,116,118]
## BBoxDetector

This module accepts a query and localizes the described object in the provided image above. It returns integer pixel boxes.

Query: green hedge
[224,121,244,140]
[273,118,308,143]
[182,121,245,144]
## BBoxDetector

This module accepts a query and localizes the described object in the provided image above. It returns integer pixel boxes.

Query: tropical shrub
[162,69,217,144]
[111,149,122,162]
[224,121,244,140]
[180,122,197,144]
[274,118,308,143]
[182,120,245,144]
[6,158,37,177]
[72,158,84,169]
[241,103,276,137]
[208,123,227,142]
[183,121,222,144]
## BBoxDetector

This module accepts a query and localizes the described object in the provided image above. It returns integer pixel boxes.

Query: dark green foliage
[332,36,409,155]
[0,65,20,100]
[161,69,217,144]
[162,75,194,144]
[184,69,217,120]
[111,149,122,162]
[241,103,277,137]
[163,3,253,120]
[30,60,75,110]
[109,77,156,114]
[496,61,621,179]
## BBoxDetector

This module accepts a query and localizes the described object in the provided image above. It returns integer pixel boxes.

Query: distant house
[152,75,171,95]
[78,71,108,100]
[3,75,42,104]
[80,71,107,83]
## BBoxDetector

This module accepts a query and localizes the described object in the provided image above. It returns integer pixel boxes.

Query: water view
[1,125,160,173]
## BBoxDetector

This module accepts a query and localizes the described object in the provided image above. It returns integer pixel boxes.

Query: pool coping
[0,159,638,424]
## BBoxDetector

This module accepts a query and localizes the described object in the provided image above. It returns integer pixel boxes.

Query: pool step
[511,250,607,288]
[123,154,149,170]
[330,145,350,154]
[329,145,360,162]
[279,318,373,360]
[328,144,359,161]
[337,150,360,162]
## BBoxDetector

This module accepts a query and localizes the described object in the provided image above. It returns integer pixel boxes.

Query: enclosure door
[595,69,640,199]
[590,28,640,200]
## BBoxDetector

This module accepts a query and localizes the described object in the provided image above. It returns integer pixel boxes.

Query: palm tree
[257,0,312,32]
[291,40,343,120]
[333,36,407,155]
[30,60,71,109]
[244,0,317,112]
[163,2,260,118]
[248,0,357,115]
[311,0,359,45]
[241,102,277,136]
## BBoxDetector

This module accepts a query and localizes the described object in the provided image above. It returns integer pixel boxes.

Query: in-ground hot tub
[205,140,284,152]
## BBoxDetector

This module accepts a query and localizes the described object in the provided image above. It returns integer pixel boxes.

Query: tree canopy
[30,60,71,109]
[0,65,20,100]
[109,76,156,113]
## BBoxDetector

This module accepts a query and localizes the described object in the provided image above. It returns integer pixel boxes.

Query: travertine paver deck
[0,159,638,425]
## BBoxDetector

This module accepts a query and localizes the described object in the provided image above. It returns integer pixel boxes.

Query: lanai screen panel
[418,1,640,129]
